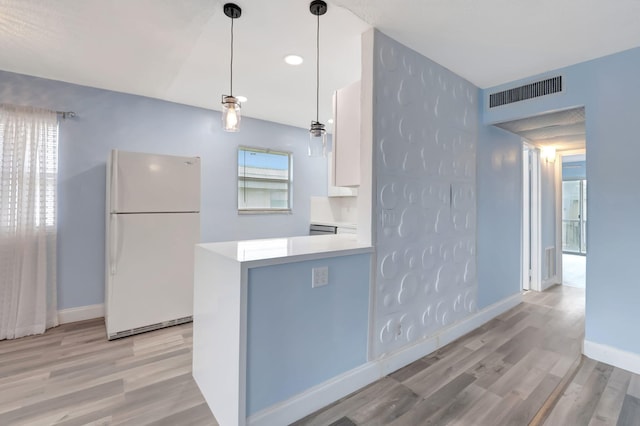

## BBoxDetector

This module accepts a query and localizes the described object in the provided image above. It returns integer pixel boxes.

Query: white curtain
[0,104,59,340]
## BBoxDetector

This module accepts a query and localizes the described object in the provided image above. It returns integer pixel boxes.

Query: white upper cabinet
[327,156,357,197]
[332,80,361,188]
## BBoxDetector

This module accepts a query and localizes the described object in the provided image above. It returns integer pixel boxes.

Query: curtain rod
[57,111,76,119]
[0,104,76,119]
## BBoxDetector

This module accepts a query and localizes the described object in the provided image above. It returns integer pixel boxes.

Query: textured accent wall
[372,32,478,357]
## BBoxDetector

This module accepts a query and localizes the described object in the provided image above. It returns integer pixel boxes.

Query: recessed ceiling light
[237,95,247,103]
[327,118,334,124]
[284,55,304,66]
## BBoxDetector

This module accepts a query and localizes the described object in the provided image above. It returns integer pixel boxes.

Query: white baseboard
[584,340,640,376]
[378,292,523,377]
[58,304,104,324]
[247,292,523,425]
[248,362,380,426]
[541,276,560,291]
[440,293,523,349]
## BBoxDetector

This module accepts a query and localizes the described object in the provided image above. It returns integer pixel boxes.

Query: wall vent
[545,246,556,280]
[489,76,562,108]
[107,316,192,340]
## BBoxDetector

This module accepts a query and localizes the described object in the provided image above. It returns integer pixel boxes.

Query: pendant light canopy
[222,3,242,132]
[308,0,327,157]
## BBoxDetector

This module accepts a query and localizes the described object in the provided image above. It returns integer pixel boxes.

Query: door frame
[523,143,542,292]
[554,149,563,288]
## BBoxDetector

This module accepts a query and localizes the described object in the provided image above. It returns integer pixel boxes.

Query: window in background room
[562,179,587,254]
[238,147,292,213]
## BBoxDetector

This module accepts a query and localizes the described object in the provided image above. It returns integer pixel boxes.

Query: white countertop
[198,234,372,264]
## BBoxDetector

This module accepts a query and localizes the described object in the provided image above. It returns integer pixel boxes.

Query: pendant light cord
[230,16,234,96]
[316,13,320,123]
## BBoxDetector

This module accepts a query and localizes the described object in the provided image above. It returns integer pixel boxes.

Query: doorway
[496,107,586,292]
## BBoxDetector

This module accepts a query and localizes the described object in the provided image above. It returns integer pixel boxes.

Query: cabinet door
[333,80,361,187]
[327,154,357,197]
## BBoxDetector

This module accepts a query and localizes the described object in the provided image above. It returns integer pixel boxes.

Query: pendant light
[222,3,242,132]
[308,0,327,157]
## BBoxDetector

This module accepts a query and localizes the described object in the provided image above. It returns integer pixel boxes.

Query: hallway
[562,253,586,289]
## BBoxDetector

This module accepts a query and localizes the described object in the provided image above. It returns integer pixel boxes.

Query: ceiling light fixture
[284,55,304,66]
[221,3,242,132]
[308,0,327,157]
[541,146,557,163]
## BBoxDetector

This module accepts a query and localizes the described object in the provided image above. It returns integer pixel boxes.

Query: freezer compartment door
[110,150,200,213]
[106,212,199,336]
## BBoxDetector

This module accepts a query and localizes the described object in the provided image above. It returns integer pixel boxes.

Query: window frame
[237,146,293,215]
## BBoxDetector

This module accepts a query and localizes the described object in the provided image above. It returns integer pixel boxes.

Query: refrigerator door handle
[110,214,118,275]
[111,150,118,213]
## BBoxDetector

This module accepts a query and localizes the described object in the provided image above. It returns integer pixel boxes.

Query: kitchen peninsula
[192,234,373,426]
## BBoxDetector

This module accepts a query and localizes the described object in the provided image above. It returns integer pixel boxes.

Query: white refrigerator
[105,150,200,340]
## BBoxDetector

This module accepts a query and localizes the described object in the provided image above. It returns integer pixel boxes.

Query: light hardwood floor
[1,285,637,425]
[0,319,215,425]
[544,357,640,425]
[295,286,586,426]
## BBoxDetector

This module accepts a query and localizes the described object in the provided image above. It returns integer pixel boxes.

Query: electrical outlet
[312,266,329,288]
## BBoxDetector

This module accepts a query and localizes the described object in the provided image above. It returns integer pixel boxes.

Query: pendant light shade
[222,95,241,132]
[308,0,327,157]
[309,121,326,157]
[222,3,242,132]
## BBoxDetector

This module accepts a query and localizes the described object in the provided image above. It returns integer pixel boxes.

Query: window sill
[238,209,292,215]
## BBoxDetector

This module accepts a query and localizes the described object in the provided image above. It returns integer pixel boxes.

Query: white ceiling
[336,0,640,88]
[0,0,369,129]
[0,1,639,130]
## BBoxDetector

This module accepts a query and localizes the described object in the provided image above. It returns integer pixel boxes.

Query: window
[0,111,58,230]
[238,147,292,213]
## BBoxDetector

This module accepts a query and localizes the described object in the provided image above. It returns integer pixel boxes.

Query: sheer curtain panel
[0,104,59,340]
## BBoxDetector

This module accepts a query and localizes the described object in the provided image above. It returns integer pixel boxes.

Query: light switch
[312,266,329,288]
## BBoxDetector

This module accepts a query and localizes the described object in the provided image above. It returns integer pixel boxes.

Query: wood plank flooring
[544,358,640,425]
[0,320,216,425]
[1,285,637,425]
[294,286,588,426]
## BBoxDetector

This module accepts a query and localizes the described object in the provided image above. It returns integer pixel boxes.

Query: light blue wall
[246,254,370,415]
[0,70,327,310]
[482,48,640,355]
[476,124,522,308]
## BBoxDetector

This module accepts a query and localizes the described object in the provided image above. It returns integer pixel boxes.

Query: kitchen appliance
[105,150,200,340]
[309,224,337,235]
[309,223,357,235]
